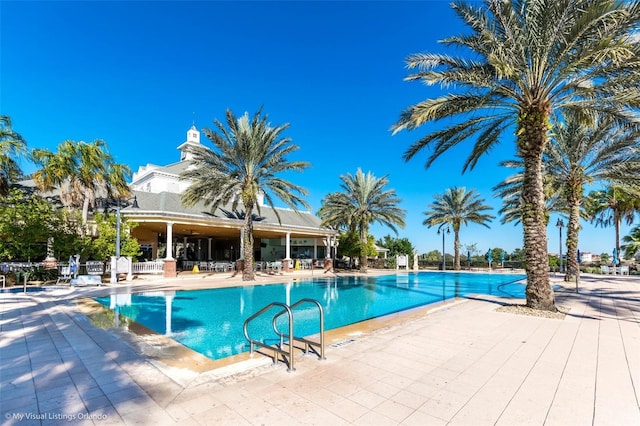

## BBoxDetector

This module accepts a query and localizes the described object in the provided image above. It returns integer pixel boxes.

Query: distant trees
[376,235,414,258]
[318,169,406,273]
[32,139,132,226]
[0,115,27,196]
[0,188,86,262]
[585,186,640,264]
[422,187,494,271]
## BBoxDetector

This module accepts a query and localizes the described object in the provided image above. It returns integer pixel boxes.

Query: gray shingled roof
[125,190,325,230]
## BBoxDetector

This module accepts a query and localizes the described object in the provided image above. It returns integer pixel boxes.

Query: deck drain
[330,339,357,348]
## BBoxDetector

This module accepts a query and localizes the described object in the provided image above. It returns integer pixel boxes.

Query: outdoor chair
[56,266,72,284]
[620,265,629,275]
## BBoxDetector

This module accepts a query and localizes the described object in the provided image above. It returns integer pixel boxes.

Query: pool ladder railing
[243,298,325,372]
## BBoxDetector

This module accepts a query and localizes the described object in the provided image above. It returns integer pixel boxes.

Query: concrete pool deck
[1,271,639,425]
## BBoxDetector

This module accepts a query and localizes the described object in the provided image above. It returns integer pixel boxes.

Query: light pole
[437,225,450,271]
[110,195,139,283]
[556,218,564,273]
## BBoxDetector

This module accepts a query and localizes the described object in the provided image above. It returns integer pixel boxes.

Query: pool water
[94,272,526,360]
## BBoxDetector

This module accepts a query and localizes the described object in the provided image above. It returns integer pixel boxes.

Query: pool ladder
[243,298,325,372]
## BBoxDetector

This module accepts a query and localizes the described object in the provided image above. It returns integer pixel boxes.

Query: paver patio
[1,272,638,425]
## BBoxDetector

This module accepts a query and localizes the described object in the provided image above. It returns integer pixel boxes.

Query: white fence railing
[131,260,164,274]
[1,260,165,276]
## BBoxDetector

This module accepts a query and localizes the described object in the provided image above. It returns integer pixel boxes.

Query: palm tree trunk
[359,224,368,273]
[242,204,255,281]
[564,201,581,283]
[518,107,556,312]
[615,216,621,265]
[82,197,90,226]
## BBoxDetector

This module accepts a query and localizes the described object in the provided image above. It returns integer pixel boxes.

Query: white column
[285,232,291,259]
[165,222,174,259]
[207,237,212,261]
[313,239,318,259]
[197,239,202,260]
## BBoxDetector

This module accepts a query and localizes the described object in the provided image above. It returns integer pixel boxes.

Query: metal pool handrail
[243,302,296,372]
[273,298,325,361]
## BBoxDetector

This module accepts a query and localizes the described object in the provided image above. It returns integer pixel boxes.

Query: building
[123,125,336,276]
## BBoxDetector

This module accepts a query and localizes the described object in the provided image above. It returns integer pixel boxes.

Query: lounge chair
[619,265,629,275]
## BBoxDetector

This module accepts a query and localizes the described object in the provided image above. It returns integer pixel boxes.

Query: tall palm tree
[423,187,494,270]
[545,115,640,281]
[0,115,27,196]
[180,108,310,281]
[32,139,131,225]
[318,168,406,273]
[585,186,640,263]
[493,159,562,227]
[392,0,640,311]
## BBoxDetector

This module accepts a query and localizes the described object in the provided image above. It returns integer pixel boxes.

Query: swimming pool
[94,272,526,360]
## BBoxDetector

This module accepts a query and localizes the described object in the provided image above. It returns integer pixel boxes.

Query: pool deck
[1,270,639,425]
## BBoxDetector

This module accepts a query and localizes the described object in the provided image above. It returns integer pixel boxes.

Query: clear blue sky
[1,1,630,258]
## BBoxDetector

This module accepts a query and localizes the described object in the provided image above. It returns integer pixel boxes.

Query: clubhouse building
[122,125,337,276]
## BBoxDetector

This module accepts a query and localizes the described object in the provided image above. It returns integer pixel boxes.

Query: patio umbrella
[577,249,582,264]
[613,247,618,266]
[487,249,493,268]
[501,250,505,267]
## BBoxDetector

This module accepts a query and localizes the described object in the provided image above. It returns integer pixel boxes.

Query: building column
[240,230,244,259]
[165,222,174,260]
[207,237,213,261]
[197,239,202,260]
[285,232,291,260]
[163,222,177,278]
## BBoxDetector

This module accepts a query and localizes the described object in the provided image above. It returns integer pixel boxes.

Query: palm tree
[32,139,131,225]
[544,115,640,281]
[585,186,640,263]
[423,187,494,270]
[621,225,640,260]
[180,108,310,281]
[392,0,640,311]
[318,168,406,273]
[0,115,27,196]
[493,159,562,227]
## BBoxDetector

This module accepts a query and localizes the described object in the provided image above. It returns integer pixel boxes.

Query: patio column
[164,222,177,278]
[240,230,244,259]
[285,232,291,260]
[207,237,212,261]
[313,239,318,259]
[197,239,202,260]
[165,222,174,259]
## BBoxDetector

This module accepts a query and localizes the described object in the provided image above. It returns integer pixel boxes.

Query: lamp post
[110,195,139,283]
[556,218,564,274]
[437,225,450,271]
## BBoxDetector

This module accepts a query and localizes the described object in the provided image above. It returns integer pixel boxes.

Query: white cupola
[177,124,201,161]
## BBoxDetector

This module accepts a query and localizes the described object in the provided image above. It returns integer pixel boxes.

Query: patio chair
[620,265,629,275]
[56,266,72,284]
[600,265,610,274]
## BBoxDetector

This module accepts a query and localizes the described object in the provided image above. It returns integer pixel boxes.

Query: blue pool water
[94,272,526,360]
